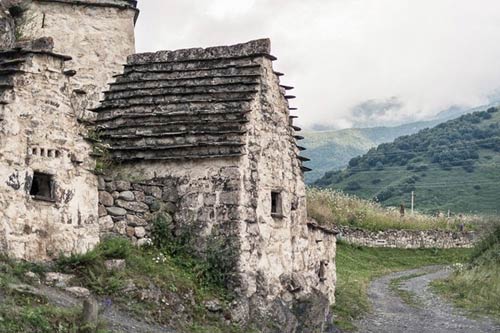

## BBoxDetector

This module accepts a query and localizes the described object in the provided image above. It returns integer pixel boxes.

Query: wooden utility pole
[411,191,415,215]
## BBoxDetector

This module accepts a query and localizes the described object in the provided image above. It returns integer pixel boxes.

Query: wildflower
[103,298,113,308]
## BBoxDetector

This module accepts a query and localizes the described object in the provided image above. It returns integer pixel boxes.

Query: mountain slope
[313,108,500,215]
[302,120,439,183]
[302,102,500,184]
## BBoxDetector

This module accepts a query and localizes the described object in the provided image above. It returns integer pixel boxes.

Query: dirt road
[354,265,500,333]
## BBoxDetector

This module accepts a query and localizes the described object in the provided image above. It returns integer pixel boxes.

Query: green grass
[307,188,480,231]
[314,108,500,215]
[388,273,425,308]
[333,241,472,331]
[431,222,500,320]
[55,237,241,333]
[326,151,500,215]
[0,255,104,333]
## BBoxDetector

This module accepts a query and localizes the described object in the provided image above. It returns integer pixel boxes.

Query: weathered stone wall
[0,51,99,261]
[108,159,243,243]
[15,0,137,109]
[97,177,175,245]
[229,55,337,331]
[339,226,476,249]
[0,5,15,49]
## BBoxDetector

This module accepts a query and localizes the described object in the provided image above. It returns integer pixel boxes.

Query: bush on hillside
[345,181,361,191]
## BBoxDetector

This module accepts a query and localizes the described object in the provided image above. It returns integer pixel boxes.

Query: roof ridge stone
[127,39,272,65]
[34,0,137,9]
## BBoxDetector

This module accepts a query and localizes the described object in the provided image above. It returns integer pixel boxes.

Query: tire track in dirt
[354,265,500,333]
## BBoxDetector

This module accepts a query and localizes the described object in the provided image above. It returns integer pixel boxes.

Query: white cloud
[135,0,500,129]
[205,0,256,19]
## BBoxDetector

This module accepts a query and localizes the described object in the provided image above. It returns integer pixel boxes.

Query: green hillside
[302,120,438,183]
[313,108,500,215]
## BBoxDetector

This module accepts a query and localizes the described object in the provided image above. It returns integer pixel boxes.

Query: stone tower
[0,0,139,260]
[12,0,139,109]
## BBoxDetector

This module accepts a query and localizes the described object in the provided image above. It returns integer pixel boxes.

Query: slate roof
[93,39,307,169]
[0,39,71,105]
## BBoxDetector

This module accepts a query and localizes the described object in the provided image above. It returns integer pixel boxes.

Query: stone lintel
[127,39,273,65]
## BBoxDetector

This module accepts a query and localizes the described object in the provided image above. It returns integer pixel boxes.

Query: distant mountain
[302,120,438,183]
[302,102,499,183]
[313,107,500,215]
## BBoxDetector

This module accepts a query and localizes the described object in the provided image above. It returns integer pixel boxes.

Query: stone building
[0,1,338,331]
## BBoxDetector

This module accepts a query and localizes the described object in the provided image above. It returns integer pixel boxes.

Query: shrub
[203,225,239,289]
[150,211,238,290]
[345,181,361,191]
[56,249,100,272]
[151,212,175,251]
[470,221,500,266]
[98,237,132,259]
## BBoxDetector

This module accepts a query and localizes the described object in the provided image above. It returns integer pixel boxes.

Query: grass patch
[307,188,482,231]
[333,241,472,331]
[0,256,105,333]
[0,301,86,333]
[388,273,426,308]
[431,221,500,320]
[55,237,240,332]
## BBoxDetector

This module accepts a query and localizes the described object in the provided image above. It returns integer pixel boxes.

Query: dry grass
[307,188,483,231]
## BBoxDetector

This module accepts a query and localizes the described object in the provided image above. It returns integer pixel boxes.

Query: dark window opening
[30,172,55,201]
[271,191,283,217]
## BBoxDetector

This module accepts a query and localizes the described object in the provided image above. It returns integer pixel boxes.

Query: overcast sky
[135,0,500,129]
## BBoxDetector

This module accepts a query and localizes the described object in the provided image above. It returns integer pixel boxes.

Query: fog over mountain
[135,0,500,129]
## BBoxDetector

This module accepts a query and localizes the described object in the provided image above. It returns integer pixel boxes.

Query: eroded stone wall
[16,0,137,109]
[0,52,99,261]
[0,5,15,49]
[233,56,337,330]
[339,226,476,249]
[106,159,244,248]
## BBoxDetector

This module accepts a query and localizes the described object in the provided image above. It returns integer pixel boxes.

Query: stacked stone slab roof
[94,39,307,168]
[0,38,71,106]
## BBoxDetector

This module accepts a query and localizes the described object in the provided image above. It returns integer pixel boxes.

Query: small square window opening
[271,191,283,217]
[30,172,55,201]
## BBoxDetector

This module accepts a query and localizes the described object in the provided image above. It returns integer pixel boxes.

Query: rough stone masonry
[0,1,338,332]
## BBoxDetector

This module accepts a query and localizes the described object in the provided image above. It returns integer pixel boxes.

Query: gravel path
[355,265,500,333]
[36,285,175,333]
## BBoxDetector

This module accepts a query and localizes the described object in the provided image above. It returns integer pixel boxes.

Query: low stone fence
[97,176,178,245]
[338,226,477,249]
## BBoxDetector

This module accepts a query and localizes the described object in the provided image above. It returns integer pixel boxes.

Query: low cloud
[135,0,500,129]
